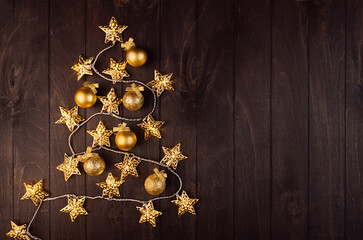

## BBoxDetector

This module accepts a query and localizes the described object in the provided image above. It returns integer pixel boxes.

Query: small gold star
[87,121,113,147]
[98,88,122,115]
[171,191,198,216]
[102,58,129,83]
[20,179,49,206]
[6,221,30,240]
[137,115,165,140]
[121,37,136,51]
[160,143,187,170]
[55,106,84,132]
[147,70,174,97]
[57,154,81,181]
[115,155,141,180]
[99,16,128,43]
[137,201,162,227]
[71,55,93,80]
[60,196,88,222]
[96,173,123,198]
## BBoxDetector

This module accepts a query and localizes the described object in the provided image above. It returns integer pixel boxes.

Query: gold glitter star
[96,172,123,198]
[20,179,49,206]
[87,121,113,147]
[99,16,128,43]
[115,155,141,180]
[6,221,30,240]
[71,55,93,80]
[171,191,198,216]
[56,153,81,181]
[55,106,84,132]
[137,115,165,140]
[147,70,174,97]
[137,201,162,227]
[102,58,129,83]
[160,143,187,170]
[121,37,136,51]
[98,88,122,115]
[60,196,88,222]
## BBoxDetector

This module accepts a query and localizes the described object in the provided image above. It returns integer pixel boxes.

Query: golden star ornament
[147,70,174,97]
[60,196,88,222]
[102,58,129,83]
[57,154,81,181]
[55,106,84,132]
[160,143,187,170]
[71,55,94,80]
[20,179,49,206]
[6,221,30,240]
[98,88,122,115]
[115,155,141,180]
[87,121,113,147]
[137,201,162,227]
[121,37,136,51]
[96,172,123,198]
[172,191,198,216]
[137,115,165,140]
[99,16,127,43]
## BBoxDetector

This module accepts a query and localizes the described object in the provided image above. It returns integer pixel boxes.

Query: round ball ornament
[126,46,147,67]
[123,83,144,111]
[144,168,167,196]
[83,155,106,176]
[113,123,137,151]
[74,81,99,108]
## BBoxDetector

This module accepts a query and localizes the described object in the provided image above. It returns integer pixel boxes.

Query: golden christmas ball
[123,90,144,111]
[83,156,106,176]
[144,168,167,196]
[74,87,97,108]
[114,123,137,151]
[126,46,147,67]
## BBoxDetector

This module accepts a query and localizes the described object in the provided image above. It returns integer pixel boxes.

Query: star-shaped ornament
[56,154,81,181]
[137,201,162,227]
[20,179,49,206]
[98,88,122,115]
[96,173,123,198]
[115,155,141,180]
[71,55,94,80]
[55,106,84,132]
[160,143,187,170]
[99,16,128,43]
[87,121,113,147]
[147,70,174,97]
[60,196,88,222]
[121,37,136,51]
[172,191,198,216]
[6,221,30,240]
[137,115,165,140]
[102,58,129,83]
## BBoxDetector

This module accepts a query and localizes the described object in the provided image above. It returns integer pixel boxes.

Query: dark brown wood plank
[234,0,271,239]
[49,0,86,239]
[13,0,50,239]
[308,1,345,239]
[271,0,309,239]
[196,0,234,239]
[346,0,363,239]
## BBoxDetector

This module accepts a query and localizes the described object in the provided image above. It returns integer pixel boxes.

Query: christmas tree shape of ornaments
[6,17,198,240]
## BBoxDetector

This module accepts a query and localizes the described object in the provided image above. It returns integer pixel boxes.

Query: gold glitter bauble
[144,168,167,196]
[115,129,137,151]
[123,90,144,111]
[83,156,106,176]
[74,87,97,108]
[126,46,147,67]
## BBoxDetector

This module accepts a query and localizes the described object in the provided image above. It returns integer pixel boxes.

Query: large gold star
[171,191,198,216]
[160,143,187,170]
[20,179,49,206]
[98,88,122,115]
[6,221,30,240]
[99,16,127,43]
[115,155,141,180]
[102,58,129,83]
[87,121,113,147]
[96,172,123,198]
[147,70,174,97]
[55,106,84,132]
[60,196,88,222]
[137,115,165,140]
[137,201,162,227]
[56,153,81,181]
[71,55,93,80]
